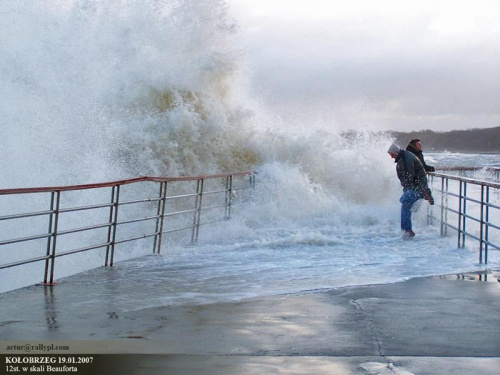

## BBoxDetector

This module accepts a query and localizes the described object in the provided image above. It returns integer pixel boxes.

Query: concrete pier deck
[1,267,499,374]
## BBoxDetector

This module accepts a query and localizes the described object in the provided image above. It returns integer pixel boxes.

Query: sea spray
[0,0,395,195]
[0,0,424,295]
[0,0,257,186]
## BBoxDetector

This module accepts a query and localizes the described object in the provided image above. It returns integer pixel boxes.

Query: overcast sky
[230,0,500,132]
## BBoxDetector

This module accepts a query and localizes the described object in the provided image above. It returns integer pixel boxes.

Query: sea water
[91,153,497,310]
[44,152,498,312]
[0,1,498,303]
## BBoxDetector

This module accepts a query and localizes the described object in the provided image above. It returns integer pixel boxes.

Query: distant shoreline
[389,126,500,153]
[428,151,500,155]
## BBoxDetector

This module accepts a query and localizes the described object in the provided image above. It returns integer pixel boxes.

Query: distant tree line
[390,126,500,153]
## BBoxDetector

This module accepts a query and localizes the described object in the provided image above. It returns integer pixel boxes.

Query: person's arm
[396,162,405,186]
[413,158,429,191]
[420,153,435,172]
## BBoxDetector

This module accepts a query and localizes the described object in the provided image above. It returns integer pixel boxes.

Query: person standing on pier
[406,139,435,172]
[388,143,433,238]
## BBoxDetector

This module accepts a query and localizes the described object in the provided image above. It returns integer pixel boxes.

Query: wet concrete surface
[1,269,499,374]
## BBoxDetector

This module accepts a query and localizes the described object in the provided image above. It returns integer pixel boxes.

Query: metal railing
[0,172,256,285]
[435,167,500,181]
[428,171,500,264]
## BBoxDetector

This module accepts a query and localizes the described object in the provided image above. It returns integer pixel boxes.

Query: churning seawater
[83,152,496,311]
[0,1,498,304]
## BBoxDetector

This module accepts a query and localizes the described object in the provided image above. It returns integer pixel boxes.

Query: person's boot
[404,230,416,238]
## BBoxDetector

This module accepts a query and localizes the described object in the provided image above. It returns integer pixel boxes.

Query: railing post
[225,175,233,220]
[444,178,449,236]
[109,185,121,267]
[105,186,116,267]
[191,179,204,243]
[485,186,490,264]
[427,174,433,226]
[195,178,204,242]
[479,185,484,263]
[440,177,450,236]
[153,182,163,253]
[439,177,444,235]
[43,192,55,284]
[457,181,463,248]
[153,182,168,254]
[47,191,61,285]
[461,182,467,248]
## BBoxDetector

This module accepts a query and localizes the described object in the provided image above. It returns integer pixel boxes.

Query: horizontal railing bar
[56,242,111,257]
[58,222,112,236]
[165,193,198,200]
[443,222,459,231]
[461,231,481,242]
[486,202,500,210]
[0,255,51,270]
[163,208,198,217]
[117,197,162,206]
[434,202,499,214]
[114,232,158,245]
[433,205,457,215]
[202,189,227,195]
[117,215,161,226]
[0,177,147,195]
[58,202,113,214]
[161,225,196,235]
[430,172,500,189]
[485,222,500,231]
[462,214,481,224]
[231,186,252,192]
[0,232,51,246]
[462,196,482,205]
[0,172,256,195]
[442,191,461,199]
[0,192,229,221]
[147,172,254,182]
[443,207,460,215]
[436,166,500,172]
[0,209,54,221]
[433,190,460,199]
[483,241,500,250]
[435,201,500,212]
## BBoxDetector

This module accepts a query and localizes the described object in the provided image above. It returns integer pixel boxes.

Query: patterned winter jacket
[394,150,428,192]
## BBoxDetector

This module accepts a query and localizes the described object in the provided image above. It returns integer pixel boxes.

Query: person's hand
[424,189,434,205]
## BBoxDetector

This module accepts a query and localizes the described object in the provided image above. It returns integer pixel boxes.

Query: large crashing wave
[0,0,260,185]
[0,0,402,252]
[0,0,411,294]
[0,0,395,201]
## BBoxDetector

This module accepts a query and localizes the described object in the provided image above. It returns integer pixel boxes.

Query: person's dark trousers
[400,189,424,231]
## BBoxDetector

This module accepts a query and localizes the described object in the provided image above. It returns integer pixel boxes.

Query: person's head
[409,139,422,151]
[387,143,400,159]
